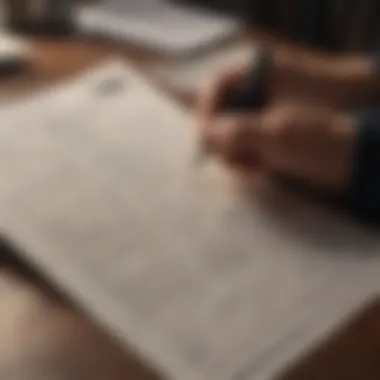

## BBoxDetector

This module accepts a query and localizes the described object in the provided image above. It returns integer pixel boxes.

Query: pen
[196,48,269,164]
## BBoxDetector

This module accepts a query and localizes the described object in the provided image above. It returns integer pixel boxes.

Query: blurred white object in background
[0,33,31,73]
[75,0,242,56]
[154,42,255,92]
[0,2,31,73]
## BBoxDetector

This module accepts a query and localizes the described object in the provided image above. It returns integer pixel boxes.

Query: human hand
[196,63,249,134]
[195,46,347,132]
[202,105,357,193]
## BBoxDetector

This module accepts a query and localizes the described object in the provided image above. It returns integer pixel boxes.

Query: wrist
[275,46,378,106]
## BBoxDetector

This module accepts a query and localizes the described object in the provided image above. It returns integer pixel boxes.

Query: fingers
[257,105,356,191]
[197,79,355,192]
[196,66,247,134]
[202,106,302,173]
[207,114,263,170]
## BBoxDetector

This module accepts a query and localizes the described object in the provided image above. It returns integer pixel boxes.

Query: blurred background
[0,0,258,103]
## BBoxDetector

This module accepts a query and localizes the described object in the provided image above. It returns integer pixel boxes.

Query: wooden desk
[0,37,380,380]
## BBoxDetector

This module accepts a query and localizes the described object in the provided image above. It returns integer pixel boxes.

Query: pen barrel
[221,49,269,112]
[196,49,269,164]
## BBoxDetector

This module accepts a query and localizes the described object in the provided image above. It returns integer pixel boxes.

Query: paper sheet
[0,61,379,380]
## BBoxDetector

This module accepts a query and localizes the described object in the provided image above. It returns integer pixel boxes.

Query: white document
[0,61,380,380]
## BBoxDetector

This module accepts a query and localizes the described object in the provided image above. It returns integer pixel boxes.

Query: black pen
[196,48,269,164]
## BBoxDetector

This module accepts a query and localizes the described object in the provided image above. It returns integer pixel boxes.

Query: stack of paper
[0,61,379,380]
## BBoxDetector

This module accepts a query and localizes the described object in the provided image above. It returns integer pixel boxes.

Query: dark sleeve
[346,110,380,219]
[344,50,380,218]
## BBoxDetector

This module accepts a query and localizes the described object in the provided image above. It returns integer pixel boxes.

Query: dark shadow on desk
[275,297,380,380]
[240,175,380,260]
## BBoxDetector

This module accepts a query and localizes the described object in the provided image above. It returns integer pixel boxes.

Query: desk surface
[0,37,380,380]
